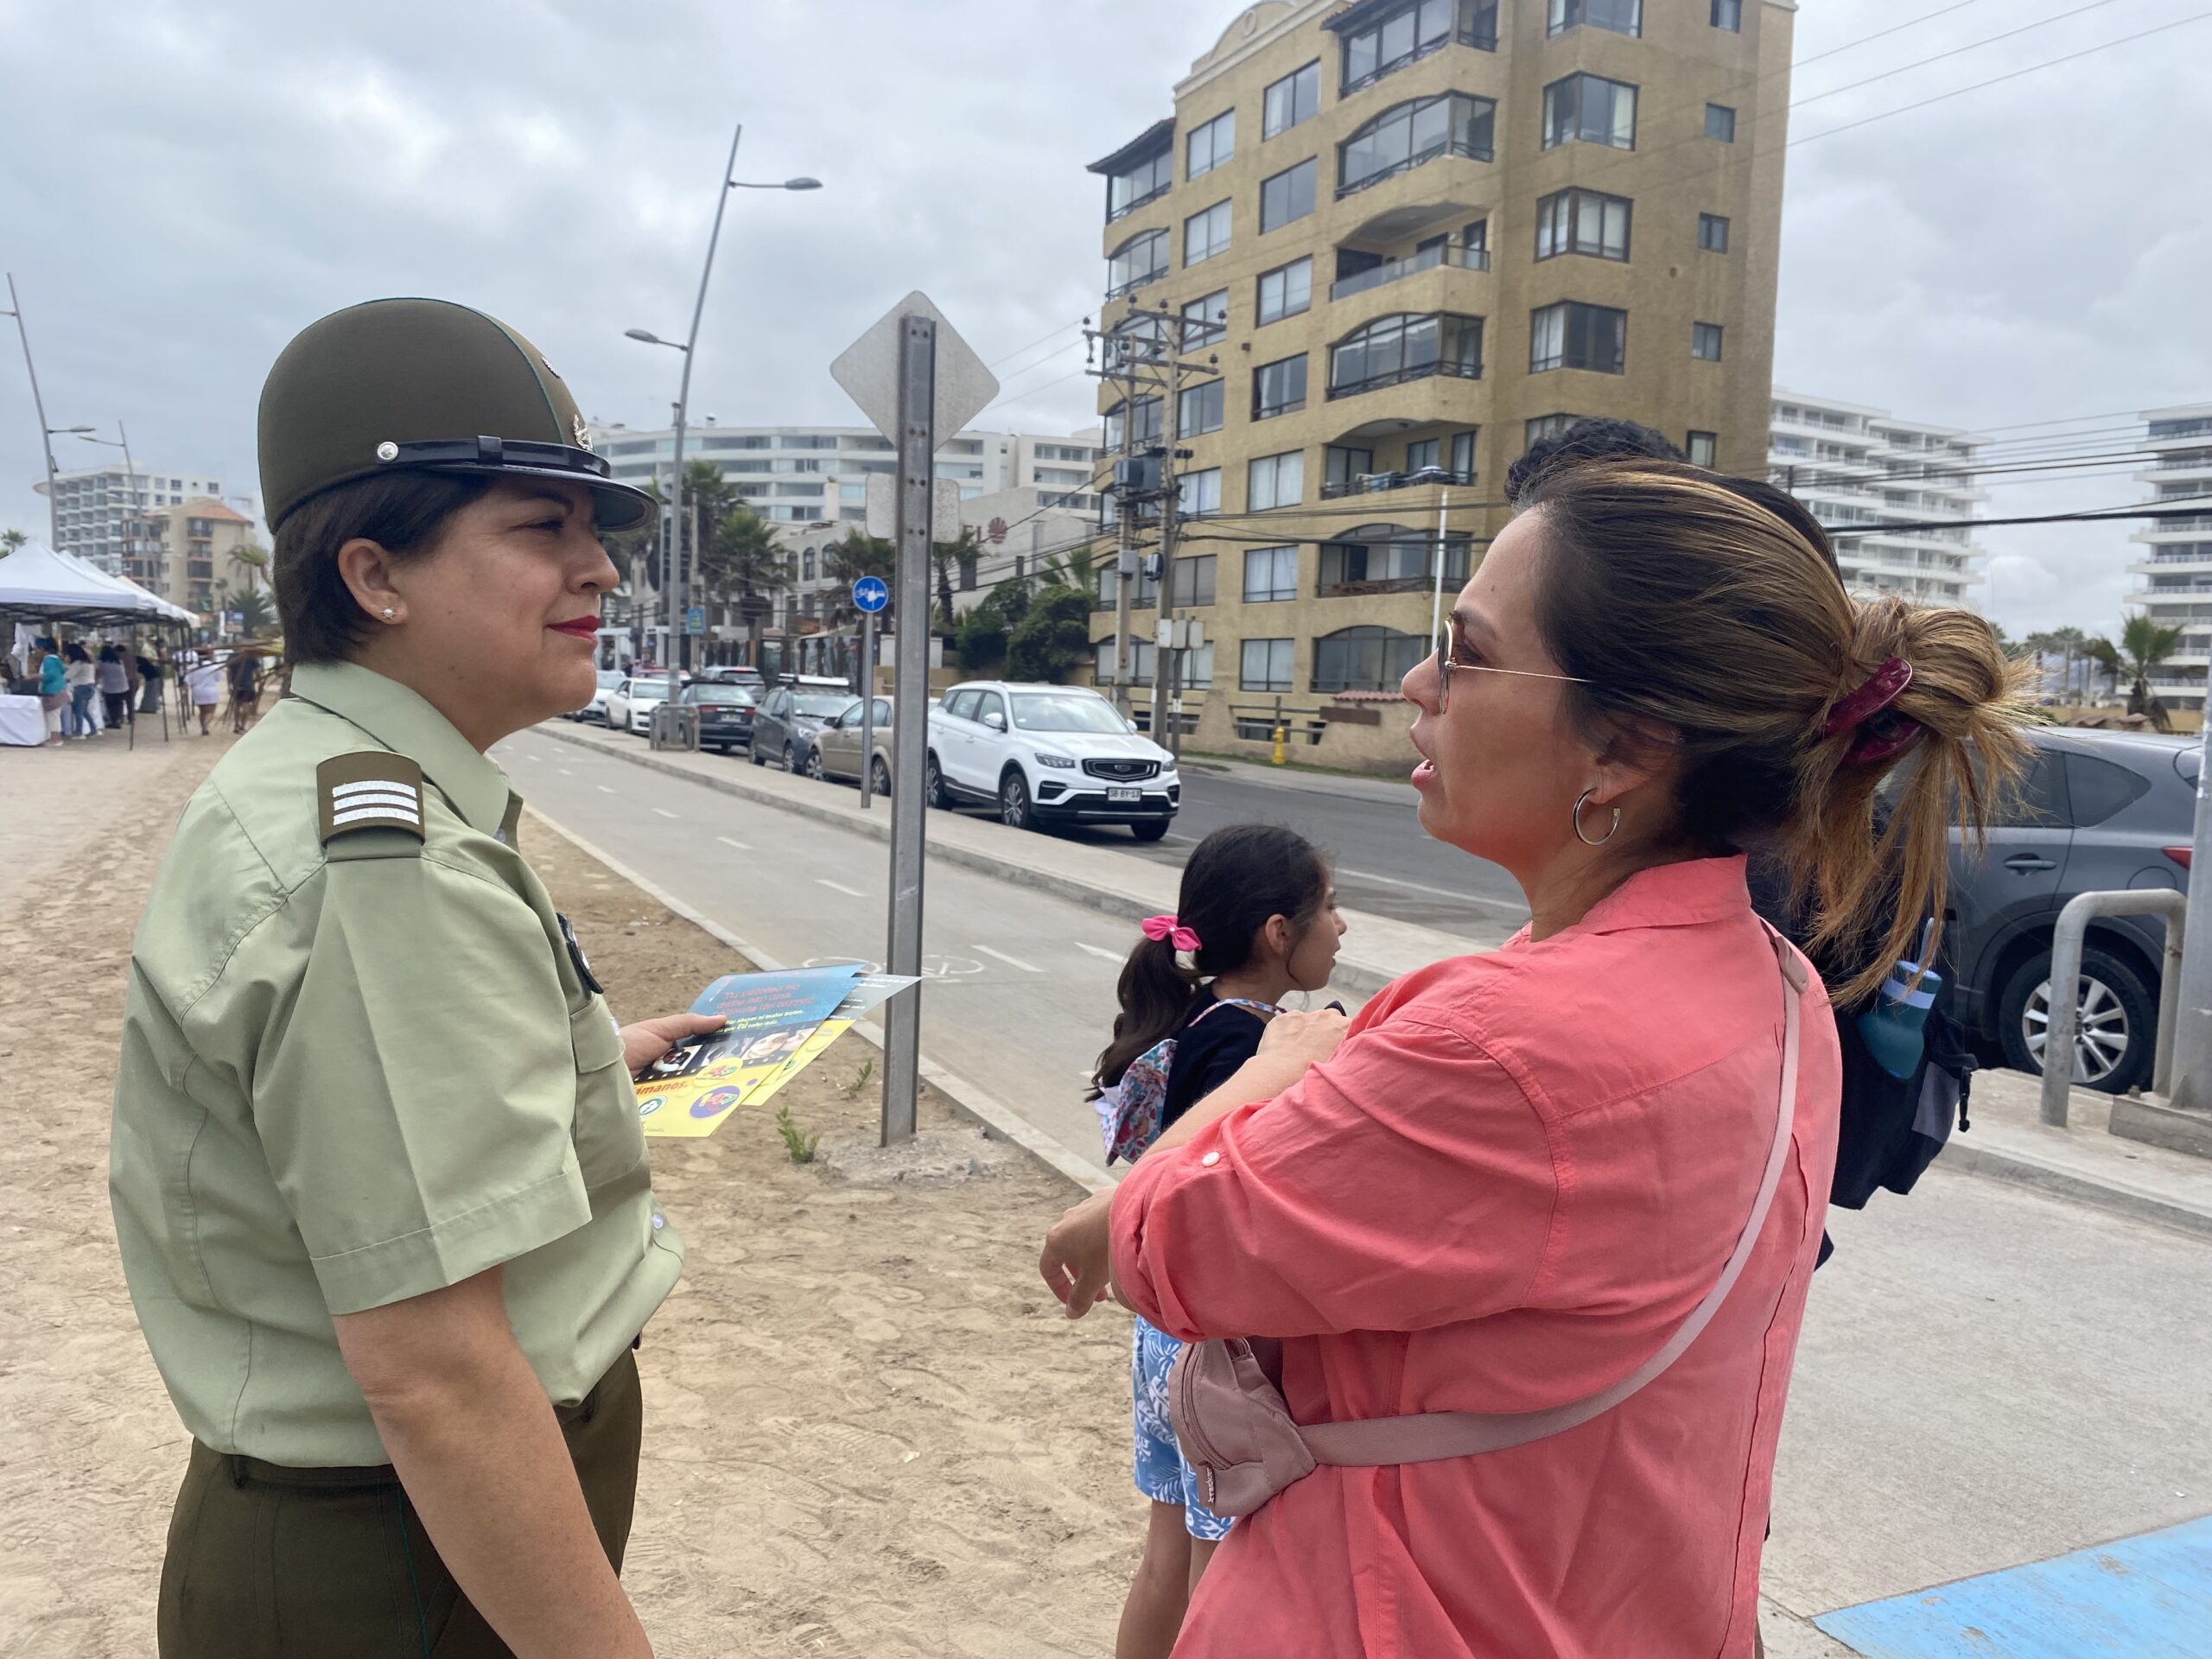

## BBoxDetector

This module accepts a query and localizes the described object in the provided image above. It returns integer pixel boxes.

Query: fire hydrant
[1272,723,1287,766]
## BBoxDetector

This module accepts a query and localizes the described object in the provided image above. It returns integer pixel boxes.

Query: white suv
[926,681,1179,840]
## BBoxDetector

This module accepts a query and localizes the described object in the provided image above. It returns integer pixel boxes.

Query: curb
[524,805,1116,1198]
[534,721,1414,997]
[1935,1136,2212,1243]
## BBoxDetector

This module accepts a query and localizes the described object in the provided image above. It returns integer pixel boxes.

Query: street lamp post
[626,125,818,675]
[0,273,85,553]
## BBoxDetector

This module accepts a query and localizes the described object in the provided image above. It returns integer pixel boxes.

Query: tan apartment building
[138,497,262,618]
[1087,0,1790,747]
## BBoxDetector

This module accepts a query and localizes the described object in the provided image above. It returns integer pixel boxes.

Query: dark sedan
[681,681,757,754]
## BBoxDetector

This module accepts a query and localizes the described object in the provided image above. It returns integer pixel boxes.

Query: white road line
[716,836,753,852]
[1075,940,1124,963]
[557,768,575,777]
[1339,867,1528,915]
[816,879,867,898]
[973,943,1044,975]
[653,808,678,820]
[596,785,617,795]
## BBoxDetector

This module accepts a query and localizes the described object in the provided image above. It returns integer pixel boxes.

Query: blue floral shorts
[1131,1315,1234,1541]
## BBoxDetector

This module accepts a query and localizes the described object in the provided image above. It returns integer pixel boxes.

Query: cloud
[3,0,2204,643]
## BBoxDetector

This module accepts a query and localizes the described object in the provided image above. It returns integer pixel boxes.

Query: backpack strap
[1188,996,1280,1027]
[1300,923,1807,1467]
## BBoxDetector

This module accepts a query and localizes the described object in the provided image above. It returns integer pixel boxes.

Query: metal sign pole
[859,610,876,811]
[880,315,936,1146]
[2164,716,2212,1113]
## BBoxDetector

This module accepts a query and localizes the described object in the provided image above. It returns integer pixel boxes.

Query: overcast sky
[3,0,2206,639]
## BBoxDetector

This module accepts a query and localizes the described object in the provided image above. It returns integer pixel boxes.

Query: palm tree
[231,542,270,591]
[2020,631,2058,699]
[697,500,786,666]
[2111,614,2183,731]
[2048,625,2088,703]
[931,527,982,639]
[0,527,25,556]
[2084,635,2122,701]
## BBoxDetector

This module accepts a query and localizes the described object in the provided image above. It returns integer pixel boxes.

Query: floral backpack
[1092,998,1277,1166]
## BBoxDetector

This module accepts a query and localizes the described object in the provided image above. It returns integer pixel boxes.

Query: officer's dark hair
[1506,417,1685,507]
[274,473,493,663]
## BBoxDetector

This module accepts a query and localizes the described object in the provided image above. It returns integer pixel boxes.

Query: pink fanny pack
[1167,925,1808,1518]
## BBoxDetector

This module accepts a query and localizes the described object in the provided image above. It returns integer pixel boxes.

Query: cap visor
[411,460,655,531]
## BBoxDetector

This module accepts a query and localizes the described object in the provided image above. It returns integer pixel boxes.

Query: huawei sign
[987,517,1008,544]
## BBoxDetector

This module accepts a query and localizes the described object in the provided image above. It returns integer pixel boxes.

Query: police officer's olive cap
[259,298,654,532]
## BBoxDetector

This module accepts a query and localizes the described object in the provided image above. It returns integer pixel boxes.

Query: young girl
[1090,823,1344,1659]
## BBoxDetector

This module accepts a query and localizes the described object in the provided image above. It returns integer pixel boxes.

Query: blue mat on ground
[1815,1514,2212,1657]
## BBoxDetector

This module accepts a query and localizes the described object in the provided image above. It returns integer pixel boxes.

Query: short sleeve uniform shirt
[111,660,683,1467]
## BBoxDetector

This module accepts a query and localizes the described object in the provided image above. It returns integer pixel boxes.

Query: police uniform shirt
[110,659,683,1467]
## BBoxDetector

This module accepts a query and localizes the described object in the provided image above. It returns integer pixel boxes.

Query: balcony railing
[1104,265,1167,302]
[1321,465,1477,499]
[1325,359,1481,401]
[2156,452,2212,470]
[2152,548,2212,563]
[2155,514,2212,533]
[1340,15,1498,98]
[1330,242,1489,302]
[1337,136,1492,200]
[1317,574,1442,598]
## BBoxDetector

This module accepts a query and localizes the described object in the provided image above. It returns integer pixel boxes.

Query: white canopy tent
[2,541,206,747]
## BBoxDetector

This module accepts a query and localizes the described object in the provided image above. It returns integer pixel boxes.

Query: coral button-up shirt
[1110,856,1840,1659]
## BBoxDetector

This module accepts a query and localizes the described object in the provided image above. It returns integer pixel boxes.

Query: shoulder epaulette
[317,752,426,846]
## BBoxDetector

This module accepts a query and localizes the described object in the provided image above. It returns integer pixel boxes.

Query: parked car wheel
[925,753,950,810]
[783,742,799,772]
[999,769,1036,832]
[1128,820,1171,843]
[803,747,826,781]
[751,741,766,766]
[1999,944,2155,1095]
[870,757,892,798]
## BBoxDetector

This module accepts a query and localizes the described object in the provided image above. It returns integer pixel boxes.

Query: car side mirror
[983,711,1007,732]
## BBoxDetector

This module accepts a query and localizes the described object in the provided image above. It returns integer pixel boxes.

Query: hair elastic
[1141,914,1201,952]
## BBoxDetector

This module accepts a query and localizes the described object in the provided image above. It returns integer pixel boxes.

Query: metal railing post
[2038,888,2186,1127]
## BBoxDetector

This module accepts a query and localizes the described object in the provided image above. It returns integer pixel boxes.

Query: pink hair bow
[1141,914,1202,952]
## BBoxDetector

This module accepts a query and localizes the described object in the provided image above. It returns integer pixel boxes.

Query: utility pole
[1150,346,1182,755]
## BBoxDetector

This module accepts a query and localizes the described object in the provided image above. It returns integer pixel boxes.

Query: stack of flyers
[634,967,920,1137]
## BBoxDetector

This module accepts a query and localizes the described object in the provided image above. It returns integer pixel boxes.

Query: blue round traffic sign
[852,575,890,613]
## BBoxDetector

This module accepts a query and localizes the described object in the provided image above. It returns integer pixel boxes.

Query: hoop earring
[1573,788,1620,847]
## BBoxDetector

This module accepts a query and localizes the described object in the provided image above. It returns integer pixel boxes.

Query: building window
[1338,0,1496,95]
[1329,313,1483,397]
[1535,188,1631,262]
[1256,257,1313,325]
[1692,321,1725,361]
[1105,313,1171,372]
[1451,429,1478,477]
[1171,554,1217,607]
[1243,546,1299,601]
[1338,92,1495,196]
[1698,213,1731,252]
[959,549,979,589]
[1241,638,1294,692]
[1185,199,1232,266]
[1313,626,1429,693]
[1325,446,1376,497]
[1706,103,1737,142]
[1712,0,1742,31]
[1107,228,1169,298]
[1407,438,1440,473]
[1253,355,1309,420]
[802,550,817,581]
[1179,378,1226,436]
[1264,61,1321,138]
[1107,148,1173,221]
[1249,450,1306,511]
[1182,289,1229,349]
[1548,0,1640,37]
[1179,468,1222,518]
[1542,73,1638,150]
[1530,302,1627,374]
[1260,158,1319,232]
[1319,525,1469,596]
[1687,430,1719,467]
[1187,110,1235,181]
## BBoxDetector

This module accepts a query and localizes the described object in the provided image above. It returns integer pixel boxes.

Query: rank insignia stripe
[317,752,428,843]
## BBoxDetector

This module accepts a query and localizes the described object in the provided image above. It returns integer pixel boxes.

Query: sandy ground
[0,730,1136,1656]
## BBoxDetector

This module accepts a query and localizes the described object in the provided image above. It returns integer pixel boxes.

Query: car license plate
[1106,786,1142,804]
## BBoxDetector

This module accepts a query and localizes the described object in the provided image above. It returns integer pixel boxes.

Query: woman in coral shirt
[1042,462,2028,1658]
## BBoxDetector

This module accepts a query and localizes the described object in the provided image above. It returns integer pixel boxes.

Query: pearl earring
[381,607,396,620]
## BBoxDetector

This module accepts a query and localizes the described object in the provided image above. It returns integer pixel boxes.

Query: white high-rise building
[2125,402,2212,714]
[1768,392,1986,607]
[35,463,228,575]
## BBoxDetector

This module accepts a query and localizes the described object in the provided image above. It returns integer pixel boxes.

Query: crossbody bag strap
[1301,924,1808,1468]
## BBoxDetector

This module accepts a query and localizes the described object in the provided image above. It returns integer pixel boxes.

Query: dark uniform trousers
[157,1351,641,1658]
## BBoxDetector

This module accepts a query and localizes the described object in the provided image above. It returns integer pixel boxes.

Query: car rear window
[2064,752,2153,828]
[1988,751,2069,829]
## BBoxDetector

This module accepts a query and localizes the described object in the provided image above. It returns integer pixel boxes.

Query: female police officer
[110,298,721,1658]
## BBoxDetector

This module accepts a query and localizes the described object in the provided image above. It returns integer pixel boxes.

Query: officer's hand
[1039,1189,1120,1319]
[1255,1007,1351,1072]
[620,1013,726,1076]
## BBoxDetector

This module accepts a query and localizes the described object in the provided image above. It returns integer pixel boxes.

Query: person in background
[185,656,224,736]
[63,641,99,739]
[1039,461,2031,1659]
[136,646,165,715]
[226,647,264,734]
[1087,824,1345,1659]
[38,640,67,745]
[98,644,131,730]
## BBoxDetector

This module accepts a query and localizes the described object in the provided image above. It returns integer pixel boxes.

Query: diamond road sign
[830,290,1000,446]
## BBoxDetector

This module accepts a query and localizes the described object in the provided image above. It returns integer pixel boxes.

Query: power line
[1789,0,2130,116]
[1795,0,1995,70]
[985,318,1086,372]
